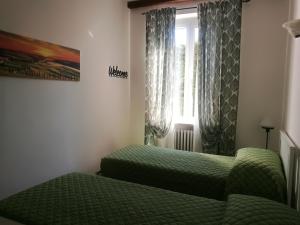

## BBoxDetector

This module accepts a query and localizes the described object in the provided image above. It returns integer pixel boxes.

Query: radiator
[174,124,194,151]
[280,130,300,211]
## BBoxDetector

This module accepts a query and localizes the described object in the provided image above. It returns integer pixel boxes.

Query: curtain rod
[142,0,251,15]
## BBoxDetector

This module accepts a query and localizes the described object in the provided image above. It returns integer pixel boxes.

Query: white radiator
[280,130,300,211]
[174,124,194,151]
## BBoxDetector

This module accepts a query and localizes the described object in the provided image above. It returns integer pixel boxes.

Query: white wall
[236,0,289,151]
[283,0,300,147]
[130,0,289,151]
[0,0,130,200]
[130,7,146,144]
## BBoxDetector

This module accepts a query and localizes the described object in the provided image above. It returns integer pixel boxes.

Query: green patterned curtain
[197,0,242,155]
[144,8,176,145]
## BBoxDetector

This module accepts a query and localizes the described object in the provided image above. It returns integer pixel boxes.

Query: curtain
[197,0,242,155]
[144,8,176,145]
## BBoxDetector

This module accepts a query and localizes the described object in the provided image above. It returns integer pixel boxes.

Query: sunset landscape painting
[0,30,80,81]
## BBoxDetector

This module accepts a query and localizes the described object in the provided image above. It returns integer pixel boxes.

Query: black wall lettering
[108,66,128,79]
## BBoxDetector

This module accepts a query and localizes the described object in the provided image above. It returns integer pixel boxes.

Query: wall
[0,0,130,200]
[283,0,300,148]
[130,7,146,144]
[130,0,289,151]
[236,0,289,150]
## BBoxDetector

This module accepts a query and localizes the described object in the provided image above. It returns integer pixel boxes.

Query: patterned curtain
[197,0,242,155]
[144,8,176,145]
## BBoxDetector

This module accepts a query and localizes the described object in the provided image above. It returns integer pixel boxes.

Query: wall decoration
[0,29,80,81]
[109,66,128,79]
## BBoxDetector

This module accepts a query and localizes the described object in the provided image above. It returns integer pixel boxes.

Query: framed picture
[0,29,80,81]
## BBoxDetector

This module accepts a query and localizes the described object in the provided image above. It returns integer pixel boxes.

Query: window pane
[173,21,198,123]
[176,27,186,46]
[175,27,186,119]
[194,28,198,43]
[192,28,199,117]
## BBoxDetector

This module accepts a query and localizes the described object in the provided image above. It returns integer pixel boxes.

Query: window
[174,13,198,124]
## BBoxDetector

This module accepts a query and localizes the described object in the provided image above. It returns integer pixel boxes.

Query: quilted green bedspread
[101,145,286,202]
[101,145,235,200]
[225,148,287,203]
[0,173,225,225]
[223,194,300,225]
[0,173,299,225]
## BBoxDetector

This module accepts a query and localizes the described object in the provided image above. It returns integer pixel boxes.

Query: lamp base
[262,127,274,149]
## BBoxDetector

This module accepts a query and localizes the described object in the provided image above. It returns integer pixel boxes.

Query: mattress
[101,145,235,200]
[101,145,287,202]
[0,173,299,225]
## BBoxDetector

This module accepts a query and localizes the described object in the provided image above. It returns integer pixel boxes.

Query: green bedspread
[226,148,287,203]
[0,173,225,225]
[101,145,235,200]
[223,194,300,225]
[0,173,299,225]
[101,145,287,202]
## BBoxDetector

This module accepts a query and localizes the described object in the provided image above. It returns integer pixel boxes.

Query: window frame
[174,14,198,124]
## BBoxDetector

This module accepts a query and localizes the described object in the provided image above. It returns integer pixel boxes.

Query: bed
[0,173,299,225]
[100,145,287,202]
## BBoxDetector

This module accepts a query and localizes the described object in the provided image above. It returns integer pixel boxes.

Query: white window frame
[175,13,198,124]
